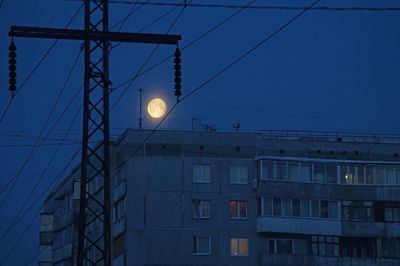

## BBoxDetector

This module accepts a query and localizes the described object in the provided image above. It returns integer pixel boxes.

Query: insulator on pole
[174,47,182,101]
[8,40,17,95]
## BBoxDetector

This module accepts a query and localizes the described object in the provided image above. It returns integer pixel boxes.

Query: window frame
[229,165,249,184]
[193,164,211,183]
[230,238,249,256]
[192,199,211,219]
[229,200,248,219]
[193,236,211,255]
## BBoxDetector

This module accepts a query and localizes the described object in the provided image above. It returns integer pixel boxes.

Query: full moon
[147,98,167,118]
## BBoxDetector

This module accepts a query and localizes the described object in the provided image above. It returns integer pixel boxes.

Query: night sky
[0,0,400,265]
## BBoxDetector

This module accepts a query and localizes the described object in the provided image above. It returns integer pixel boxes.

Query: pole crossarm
[9,26,181,44]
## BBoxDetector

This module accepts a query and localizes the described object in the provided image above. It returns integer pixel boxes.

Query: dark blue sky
[0,0,400,265]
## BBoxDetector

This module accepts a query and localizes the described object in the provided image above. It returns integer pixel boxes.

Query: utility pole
[139,88,143,129]
[8,1,181,265]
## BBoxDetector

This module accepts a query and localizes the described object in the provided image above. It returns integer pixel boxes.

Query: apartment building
[39,129,400,265]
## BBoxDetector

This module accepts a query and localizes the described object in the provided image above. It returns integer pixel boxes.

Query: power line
[0,3,83,127]
[111,0,149,31]
[0,146,81,265]
[101,1,400,12]
[0,48,82,208]
[111,0,193,110]
[112,0,256,91]
[0,105,81,242]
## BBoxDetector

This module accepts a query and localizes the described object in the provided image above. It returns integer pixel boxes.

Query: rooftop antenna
[139,88,143,129]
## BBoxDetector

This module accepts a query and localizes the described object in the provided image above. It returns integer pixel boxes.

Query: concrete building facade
[39,129,400,265]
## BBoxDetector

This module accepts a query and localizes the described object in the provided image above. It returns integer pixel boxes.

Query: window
[288,163,299,181]
[375,167,385,184]
[229,201,247,219]
[193,165,211,183]
[262,161,274,180]
[268,239,293,255]
[321,200,329,218]
[301,199,310,217]
[262,197,272,216]
[341,165,365,184]
[273,198,282,216]
[314,164,325,183]
[386,168,397,185]
[326,165,338,183]
[365,166,374,184]
[312,235,339,257]
[230,238,249,256]
[343,201,374,221]
[300,163,312,182]
[385,207,400,222]
[381,238,400,258]
[329,201,339,219]
[292,199,300,217]
[192,200,210,219]
[311,200,320,218]
[282,199,292,216]
[276,162,287,180]
[230,166,248,184]
[193,236,211,255]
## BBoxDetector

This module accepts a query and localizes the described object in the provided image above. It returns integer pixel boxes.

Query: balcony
[257,216,341,235]
[342,221,400,237]
[260,254,400,266]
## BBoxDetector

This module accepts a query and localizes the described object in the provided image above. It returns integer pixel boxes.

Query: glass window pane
[341,165,356,184]
[301,199,310,217]
[311,200,320,218]
[230,239,238,256]
[193,200,200,217]
[365,166,374,184]
[239,166,248,183]
[277,239,292,255]
[329,201,338,219]
[283,199,292,216]
[376,167,385,184]
[300,163,312,182]
[292,199,300,217]
[393,208,400,222]
[199,237,209,254]
[288,163,299,181]
[312,243,318,255]
[262,161,274,180]
[273,198,282,216]
[239,238,249,256]
[263,198,272,216]
[386,168,396,185]
[385,208,393,221]
[239,202,247,218]
[321,200,329,218]
[356,165,365,184]
[319,243,326,256]
[229,201,237,218]
[326,165,337,183]
[268,240,275,253]
[314,164,325,183]
[276,162,287,181]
